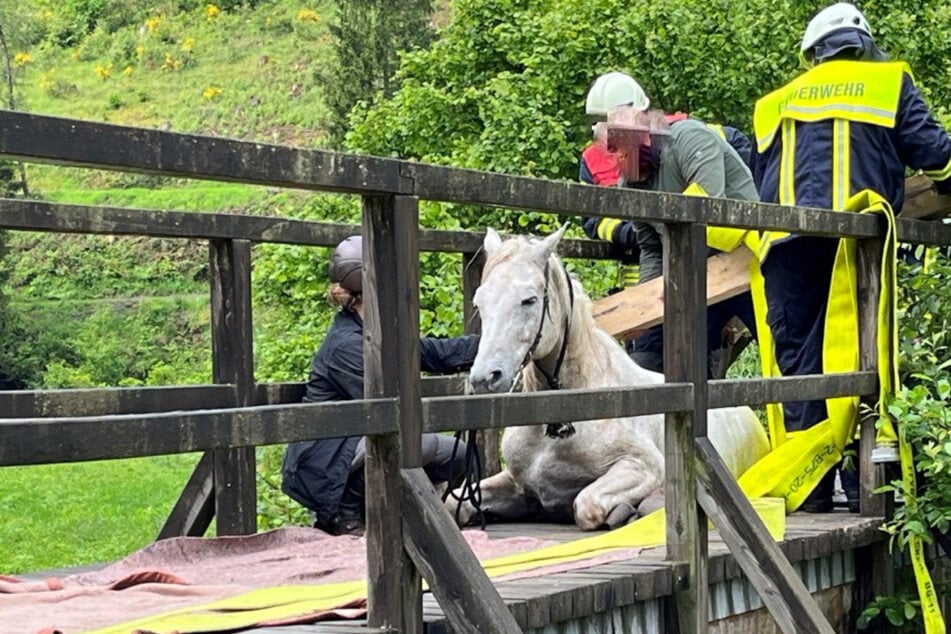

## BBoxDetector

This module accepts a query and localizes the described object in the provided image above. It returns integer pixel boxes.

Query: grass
[0,454,202,574]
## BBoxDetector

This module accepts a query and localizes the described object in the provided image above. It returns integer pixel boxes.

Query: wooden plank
[694,437,834,634]
[709,373,876,409]
[902,173,951,220]
[0,385,235,418]
[255,376,465,406]
[401,468,522,634]
[209,239,256,536]
[0,398,397,466]
[663,222,709,633]
[462,249,501,478]
[0,198,614,258]
[593,248,752,339]
[405,161,883,239]
[157,452,215,539]
[0,109,413,195]
[854,236,895,632]
[423,383,693,432]
[362,195,422,631]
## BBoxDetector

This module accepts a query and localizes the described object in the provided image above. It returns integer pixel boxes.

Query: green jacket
[625,119,759,282]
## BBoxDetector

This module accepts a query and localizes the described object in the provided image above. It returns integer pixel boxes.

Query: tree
[345,0,951,232]
[325,0,435,145]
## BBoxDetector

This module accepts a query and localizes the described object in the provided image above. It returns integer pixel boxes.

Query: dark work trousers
[629,291,758,378]
[762,236,859,501]
[761,236,839,431]
[337,433,469,520]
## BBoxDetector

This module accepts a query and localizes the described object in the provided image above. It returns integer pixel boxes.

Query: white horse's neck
[527,258,662,392]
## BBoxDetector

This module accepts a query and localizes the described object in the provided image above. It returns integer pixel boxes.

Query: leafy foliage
[346,0,951,233]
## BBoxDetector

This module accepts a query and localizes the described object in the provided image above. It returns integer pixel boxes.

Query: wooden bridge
[2,109,950,633]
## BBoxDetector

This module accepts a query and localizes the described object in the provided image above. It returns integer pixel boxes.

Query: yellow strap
[744,188,944,632]
[90,500,787,633]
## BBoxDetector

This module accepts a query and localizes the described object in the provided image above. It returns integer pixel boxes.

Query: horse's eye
[521,296,538,306]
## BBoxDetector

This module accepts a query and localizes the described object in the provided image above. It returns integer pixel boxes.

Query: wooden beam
[362,194,423,632]
[422,383,693,432]
[903,173,951,220]
[401,468,522,633]
[0,198,614,258]
[157,452,215,540]
[854,236,894,631]
[0,109,413,194]
[209,239,257,536]
[694,437,835,634]
[0,385,235,418]
[663,222,708,633]
[593,249,752,338]
[708,372,877,409]
[463,250,501,477]
[0,399,398,466]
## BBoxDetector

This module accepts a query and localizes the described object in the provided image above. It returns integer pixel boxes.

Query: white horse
[452,226,769,530]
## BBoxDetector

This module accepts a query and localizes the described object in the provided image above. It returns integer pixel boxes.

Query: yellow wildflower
[123,65,134,76]
[94,63,113,80]
[297,9,319,23]
[135,45,145,57]
[206,4,220,21]
[146,16,162,34]
[181,37,195,52]
[202,86,223,101]
[161,53,182,71]
[13,52,32,67]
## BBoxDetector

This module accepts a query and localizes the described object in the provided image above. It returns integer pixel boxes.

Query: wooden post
[401,468,521,633]
[663,222,708,632]
[854,236,894,629]
[209,238,256,535]
[694,439,835,634]
[463,249,500,477]
[363,195,423,632]
[157,453,215,539]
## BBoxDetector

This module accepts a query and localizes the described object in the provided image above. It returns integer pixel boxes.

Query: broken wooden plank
[903,172,951,220]
[592,248,752,339]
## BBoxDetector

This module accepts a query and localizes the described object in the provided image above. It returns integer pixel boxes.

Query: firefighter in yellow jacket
[752,3,951,512]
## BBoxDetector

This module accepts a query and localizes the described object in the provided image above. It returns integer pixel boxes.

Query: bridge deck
[246,512,883,633]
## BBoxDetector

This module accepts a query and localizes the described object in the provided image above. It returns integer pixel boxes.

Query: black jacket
[281,308,480,522]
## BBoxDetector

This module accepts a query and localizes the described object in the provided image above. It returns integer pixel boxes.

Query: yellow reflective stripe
[783,103,895,125]
[620,264,639,288]
[923,155,951,182]
[779,120,796,206]
[596,218,621,242]
[707,123,727,140]
[832,119,850,210]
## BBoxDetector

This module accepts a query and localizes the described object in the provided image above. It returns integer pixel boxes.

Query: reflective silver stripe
[784,102,895,122]
[832,119,850,210]
[780,120,796,206]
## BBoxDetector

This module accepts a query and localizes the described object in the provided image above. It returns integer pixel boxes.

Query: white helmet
[801,3,872,53]
[585,72,650,117]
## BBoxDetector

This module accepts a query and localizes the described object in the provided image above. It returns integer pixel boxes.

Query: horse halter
[513,259,577,439]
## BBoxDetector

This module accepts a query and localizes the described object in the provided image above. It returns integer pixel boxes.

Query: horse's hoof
[604,502,637,529]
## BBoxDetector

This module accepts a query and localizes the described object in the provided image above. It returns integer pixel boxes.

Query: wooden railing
[2,109,949,633]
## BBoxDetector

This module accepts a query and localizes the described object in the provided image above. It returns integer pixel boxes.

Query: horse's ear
[484,228,503,256]
[533,223,569,263]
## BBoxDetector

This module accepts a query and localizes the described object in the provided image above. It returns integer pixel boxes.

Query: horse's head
[468,225,569,394]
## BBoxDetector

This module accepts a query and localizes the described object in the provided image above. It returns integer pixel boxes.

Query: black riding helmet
[329,235,363,293]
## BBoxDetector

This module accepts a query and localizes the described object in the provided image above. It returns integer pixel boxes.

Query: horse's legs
[572,458,663,530]
[445,468,537,527]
